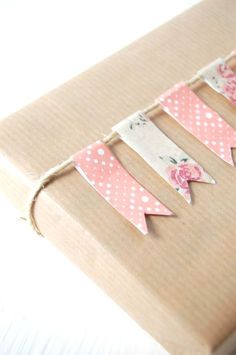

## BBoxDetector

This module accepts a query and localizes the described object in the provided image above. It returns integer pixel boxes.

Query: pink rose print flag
[198,58,236,105]
[112,112,214,204]
[159,82,236,166]
[73,141,172,235]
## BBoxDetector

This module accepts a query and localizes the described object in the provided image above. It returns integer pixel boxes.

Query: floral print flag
[198,58,236,105]
[159,82,236,166]
[73,141,172,235]
[112,112,215,203]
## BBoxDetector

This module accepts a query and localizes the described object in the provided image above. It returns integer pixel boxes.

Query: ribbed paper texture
[0,0,236,354]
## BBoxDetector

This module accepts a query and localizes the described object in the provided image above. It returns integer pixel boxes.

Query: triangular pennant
[73,141,172,235]
[159,82,236,165]
[198,58,236,105]
[112,112,214,203]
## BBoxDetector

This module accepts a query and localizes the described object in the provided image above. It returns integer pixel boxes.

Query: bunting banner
[112,112,214,203]
[159,82,236,165]
[73,141,172,235]
[198,58,236,105]
[26,49,236,237]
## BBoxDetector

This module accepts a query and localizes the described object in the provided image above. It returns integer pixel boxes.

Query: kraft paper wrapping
[0,0,236,354]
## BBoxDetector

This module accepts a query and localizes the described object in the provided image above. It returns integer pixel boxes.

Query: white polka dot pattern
[73,141,172,235]
[159,82,236,166]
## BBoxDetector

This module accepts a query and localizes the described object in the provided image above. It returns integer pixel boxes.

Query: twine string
[27,156,73,235]
[26,50,236,236]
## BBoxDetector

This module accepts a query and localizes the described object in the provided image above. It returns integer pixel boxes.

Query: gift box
[0,0,236,353]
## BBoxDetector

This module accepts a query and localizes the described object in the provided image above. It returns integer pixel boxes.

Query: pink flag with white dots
[73,141,172,235]
[159,82,236,166]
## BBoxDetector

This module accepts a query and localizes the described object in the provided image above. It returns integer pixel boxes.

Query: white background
[0,1,200,354]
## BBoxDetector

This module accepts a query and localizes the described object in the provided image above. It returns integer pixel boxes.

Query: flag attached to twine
[198,58,236,105]
[159,82,236,166]
[73,141,172,235]
[112,112,214,203]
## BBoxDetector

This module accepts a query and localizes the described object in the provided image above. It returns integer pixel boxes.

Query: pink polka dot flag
[159,82,236,166]
[73,141,172,235]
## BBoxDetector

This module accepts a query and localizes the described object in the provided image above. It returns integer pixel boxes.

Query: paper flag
[73,141,172,235]
[112,112,214,203]
[198,58,236,105]
[159,82,236,165]
[231,49,236,57]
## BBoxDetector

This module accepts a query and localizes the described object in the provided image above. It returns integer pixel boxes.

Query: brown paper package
[0,0,236,354]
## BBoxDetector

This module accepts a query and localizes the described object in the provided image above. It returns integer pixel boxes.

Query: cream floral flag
[198,58,236,105]
[112,112,215,203]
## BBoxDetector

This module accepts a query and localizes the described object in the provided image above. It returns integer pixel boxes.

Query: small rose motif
[223,81,236,103]
[167,163,203,190]
[218,63,235,79]
[159,155,203,192]
[217,64,236,103]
